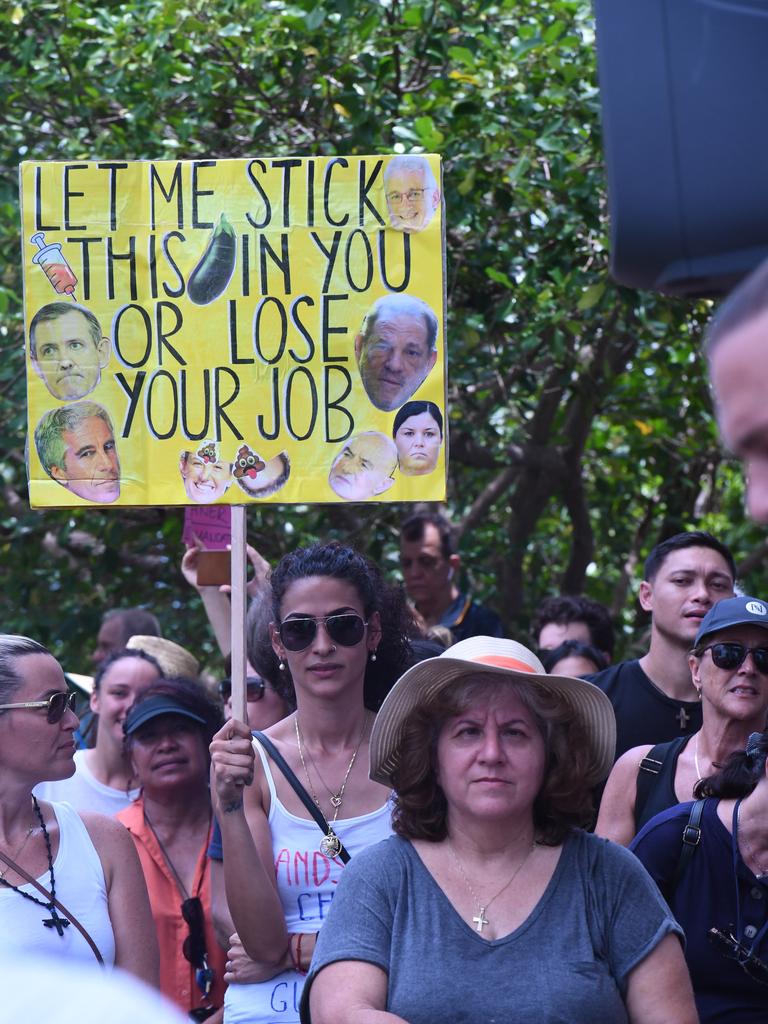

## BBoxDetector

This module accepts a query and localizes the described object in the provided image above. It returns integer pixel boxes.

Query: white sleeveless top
[35,749,139,816]
[0,801,116,966]
[224,738,393,1024]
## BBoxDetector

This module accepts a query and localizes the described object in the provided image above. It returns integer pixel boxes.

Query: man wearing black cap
[589,531,736,762]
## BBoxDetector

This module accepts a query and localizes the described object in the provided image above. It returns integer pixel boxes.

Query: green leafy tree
[0,0,761,671]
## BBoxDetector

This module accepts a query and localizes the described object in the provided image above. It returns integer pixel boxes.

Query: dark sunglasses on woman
[701,642,768,674]
[0,689,78,724]
[218,676,266,703]
[182,896,217,1019]
[708,926,768,986]
[278,613,367,652]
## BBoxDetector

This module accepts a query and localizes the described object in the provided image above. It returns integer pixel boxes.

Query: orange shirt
[118,797,227,1014]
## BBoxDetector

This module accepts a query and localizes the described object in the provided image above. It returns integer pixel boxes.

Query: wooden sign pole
[229,505,248,723]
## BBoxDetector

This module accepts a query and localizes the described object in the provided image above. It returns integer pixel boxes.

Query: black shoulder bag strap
[252,731,351,864]
[635,736,688,831]
[635,741,668,826]
[661,798,705,904]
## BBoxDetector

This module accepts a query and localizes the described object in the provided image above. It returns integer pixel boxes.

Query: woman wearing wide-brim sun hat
[300,636,698,1024]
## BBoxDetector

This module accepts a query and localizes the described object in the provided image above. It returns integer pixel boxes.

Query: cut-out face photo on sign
[328,432,398,501]
[393,400,444,476]
[179,441,233,504]
[355,294,439,413]
[383,155,441,233]
[29,302,110,402]
[34,401,121,503]
[233,446,291,499]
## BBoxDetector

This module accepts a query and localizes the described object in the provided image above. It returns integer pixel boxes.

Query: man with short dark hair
[589,530,736,760]
[706,257,768,523]
[399,511,504,642]
[532,594,615,661]
[92,608,162,668]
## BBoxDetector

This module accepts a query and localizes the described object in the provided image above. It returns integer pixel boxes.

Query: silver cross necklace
[447,840,536,933]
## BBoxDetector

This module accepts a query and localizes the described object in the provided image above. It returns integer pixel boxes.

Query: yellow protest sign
[20,155,446,507]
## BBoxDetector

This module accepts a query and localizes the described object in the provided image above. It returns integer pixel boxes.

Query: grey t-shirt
[300,831,681,1024]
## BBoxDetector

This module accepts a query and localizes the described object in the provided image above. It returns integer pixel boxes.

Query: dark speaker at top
[595,0,768,297]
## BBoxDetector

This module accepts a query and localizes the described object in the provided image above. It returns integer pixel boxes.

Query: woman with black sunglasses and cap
[209,543,412,1024]
[598,595,768,845]
[0,635,157,981]
[117,677,226,1022]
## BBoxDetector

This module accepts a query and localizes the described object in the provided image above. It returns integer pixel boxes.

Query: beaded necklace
[0,796,70,935]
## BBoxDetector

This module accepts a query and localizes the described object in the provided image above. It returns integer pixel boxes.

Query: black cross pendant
[43,909,70,936]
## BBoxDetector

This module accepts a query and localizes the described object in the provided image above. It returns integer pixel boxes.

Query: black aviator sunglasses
[708,926,768,986]
[278,613,367,652]
[181,896,216,1005]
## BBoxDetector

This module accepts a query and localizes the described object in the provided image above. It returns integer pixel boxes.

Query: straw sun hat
[369,636,616,788]
[126,635,200,680]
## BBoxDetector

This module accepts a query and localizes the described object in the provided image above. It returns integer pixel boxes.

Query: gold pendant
[320,830,342,858]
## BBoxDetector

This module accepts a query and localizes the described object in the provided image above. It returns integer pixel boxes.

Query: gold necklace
[0,814,38,882]
[447,840,536,933]
[294,716,367,858]
[694,732,706,784]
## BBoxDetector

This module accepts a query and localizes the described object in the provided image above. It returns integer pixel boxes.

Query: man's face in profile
[355,308,437,412]
[710,308,768,523]
[328,433,397,500]
[180,452,233,504]
[385,168,439,233]
[32,309,109,401]
[50,416,120,503]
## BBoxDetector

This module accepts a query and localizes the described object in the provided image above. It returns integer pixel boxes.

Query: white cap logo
[746,601,767,616]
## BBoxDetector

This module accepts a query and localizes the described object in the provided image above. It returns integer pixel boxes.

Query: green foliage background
[1,0,763,672]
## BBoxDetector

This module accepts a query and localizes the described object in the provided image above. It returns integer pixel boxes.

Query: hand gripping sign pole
[229,506,248,723]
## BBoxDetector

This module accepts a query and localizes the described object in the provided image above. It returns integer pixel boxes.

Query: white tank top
[0,801,116,966]
[35,749,139,816]
[224,738,392,1024]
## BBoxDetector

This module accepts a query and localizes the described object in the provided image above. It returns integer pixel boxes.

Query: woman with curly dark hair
[301,637,697,1024]
[210,542,413,1023]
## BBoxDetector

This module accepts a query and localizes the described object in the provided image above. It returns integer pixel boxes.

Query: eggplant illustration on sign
[187,213,237,305]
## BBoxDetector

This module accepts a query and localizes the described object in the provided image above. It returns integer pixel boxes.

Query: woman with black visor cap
[118,677,225,1021]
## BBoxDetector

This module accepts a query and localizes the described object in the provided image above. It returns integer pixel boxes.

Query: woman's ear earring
[279,660,285,671]
[370,650,377,662]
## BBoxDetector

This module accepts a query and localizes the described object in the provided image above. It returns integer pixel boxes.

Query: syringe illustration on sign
[30,232,78,299]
